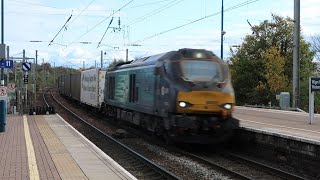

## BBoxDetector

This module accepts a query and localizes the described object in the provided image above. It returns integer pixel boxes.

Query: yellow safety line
[23,115,40,180]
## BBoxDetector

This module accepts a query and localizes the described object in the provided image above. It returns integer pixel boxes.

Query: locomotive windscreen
[178,49,213,59]
[180,60,223,82]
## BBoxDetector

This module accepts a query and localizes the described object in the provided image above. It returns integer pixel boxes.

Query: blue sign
[311,77,320,92]
[0,60,13,69]
[22,62,31,71]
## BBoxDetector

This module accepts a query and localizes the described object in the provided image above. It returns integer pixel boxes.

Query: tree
[264,47,288,93]
[312,36,320,60]
[230,14,316,110]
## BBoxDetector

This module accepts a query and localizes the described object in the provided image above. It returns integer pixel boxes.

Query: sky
[2,0,320,69]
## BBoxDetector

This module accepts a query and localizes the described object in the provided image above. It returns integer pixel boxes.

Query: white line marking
[235,106,315,116]
[239,118,320,134]
[23,115,40,180]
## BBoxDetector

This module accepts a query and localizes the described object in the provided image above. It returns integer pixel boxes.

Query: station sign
[0,60,13,69]
[311,77,320,92]
[309,77,320,124]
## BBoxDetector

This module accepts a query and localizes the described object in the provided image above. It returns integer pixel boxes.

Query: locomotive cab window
[180,60,223,82]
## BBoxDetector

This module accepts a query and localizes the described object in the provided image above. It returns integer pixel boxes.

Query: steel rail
[44,89,180,180]
[182,150,307,180]
[183,151,251,180]
[227,152,307,180]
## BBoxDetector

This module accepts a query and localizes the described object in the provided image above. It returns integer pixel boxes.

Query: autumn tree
[230,14,316,109]
[263,47,288,93]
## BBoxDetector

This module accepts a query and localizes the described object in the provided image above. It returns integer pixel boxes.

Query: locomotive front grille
[176,91,234,114]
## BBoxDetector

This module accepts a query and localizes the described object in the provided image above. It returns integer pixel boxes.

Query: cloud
[4,0,320,66]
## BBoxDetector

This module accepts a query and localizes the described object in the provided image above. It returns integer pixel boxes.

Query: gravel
[120,138,233,180]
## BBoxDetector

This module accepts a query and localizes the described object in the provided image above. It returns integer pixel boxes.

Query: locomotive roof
[108,48,218,71]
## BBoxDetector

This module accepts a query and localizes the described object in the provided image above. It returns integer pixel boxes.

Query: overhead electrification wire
[48,12,73,46]
[129,0,173,9]
[11,52,23,57]
[127,0,184,26]
[66,0,134,48]
[5,11,109,18]
[65,0,96,29]
[133,0,260,44]
[97,17,114,48]
[9,0,172,15]
[11,0,62,9]
[106,49,119,59]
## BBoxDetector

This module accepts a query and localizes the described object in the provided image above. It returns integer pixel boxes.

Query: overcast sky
[3,0,320,68]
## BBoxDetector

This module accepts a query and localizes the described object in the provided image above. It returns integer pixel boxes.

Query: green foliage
[9,62,80,91]
[230,14,317,110]
[264,47,288,93]
[311,36,320,61]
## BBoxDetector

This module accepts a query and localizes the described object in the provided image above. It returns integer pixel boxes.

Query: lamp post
[293,0,300,108]
[221,0,225,60]
[0,0,6,132]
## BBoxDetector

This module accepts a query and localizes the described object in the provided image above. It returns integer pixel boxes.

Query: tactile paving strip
[33,116,88,180]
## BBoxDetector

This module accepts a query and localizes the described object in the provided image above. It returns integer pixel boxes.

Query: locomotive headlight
[223,103,232,110]
[179,102,187,108]
[195,52,204,58]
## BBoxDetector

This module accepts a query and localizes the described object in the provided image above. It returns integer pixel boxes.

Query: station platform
[0,114,137,180]
[234,106,320,145]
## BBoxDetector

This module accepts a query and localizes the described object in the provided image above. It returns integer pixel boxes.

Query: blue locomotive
[58,48,238,144]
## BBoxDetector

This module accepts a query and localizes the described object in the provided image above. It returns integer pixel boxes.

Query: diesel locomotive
[103,48,238,144]
[58,48,238,144]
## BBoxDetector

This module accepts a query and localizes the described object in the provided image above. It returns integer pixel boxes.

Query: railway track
[42,89,310,180]
[226,153,307,179]
[43,89,180,180]
[182,151,307,180]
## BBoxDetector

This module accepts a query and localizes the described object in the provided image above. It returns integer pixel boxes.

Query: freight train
[58,48,239,144]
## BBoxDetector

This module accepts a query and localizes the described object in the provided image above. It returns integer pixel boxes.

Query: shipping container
[64,74,71,97]
[80,68,106,108]
[57,76,61,93]
[70,74,81,102]
[59,75,65,95]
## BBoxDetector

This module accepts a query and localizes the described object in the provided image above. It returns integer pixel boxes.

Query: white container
[80,68,106,108]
